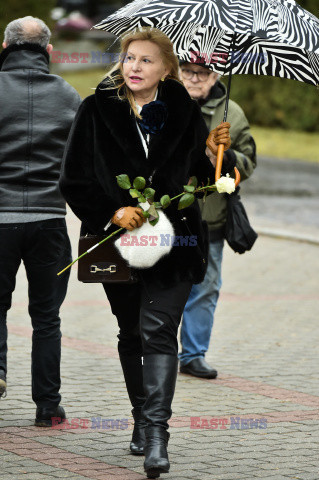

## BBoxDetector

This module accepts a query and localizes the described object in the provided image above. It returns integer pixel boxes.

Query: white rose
[215,174,236,194]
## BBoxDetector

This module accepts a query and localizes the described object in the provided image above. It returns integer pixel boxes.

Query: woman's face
[122,40,170,98]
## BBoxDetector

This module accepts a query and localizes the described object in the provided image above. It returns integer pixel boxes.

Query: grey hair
[4,16,51,48]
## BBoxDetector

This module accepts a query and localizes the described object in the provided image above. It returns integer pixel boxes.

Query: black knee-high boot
[142,354,178,478]
[119,354,146,455]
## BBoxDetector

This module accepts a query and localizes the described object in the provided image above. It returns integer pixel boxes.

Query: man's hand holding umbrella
[206,122,241,185]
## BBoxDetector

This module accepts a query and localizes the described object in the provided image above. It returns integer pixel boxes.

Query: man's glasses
[181,68,211,81]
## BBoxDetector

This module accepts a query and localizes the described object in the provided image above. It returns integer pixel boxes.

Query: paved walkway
[1,206,319,480]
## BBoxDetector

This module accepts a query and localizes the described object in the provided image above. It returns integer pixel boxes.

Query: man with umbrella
[179,58,257,378]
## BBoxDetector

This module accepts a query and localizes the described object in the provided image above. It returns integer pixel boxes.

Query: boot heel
[146,467,163,478]
[144,427,170,476]
[146,466,170,478]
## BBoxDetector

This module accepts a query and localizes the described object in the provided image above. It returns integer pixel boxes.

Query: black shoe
[35,405,66,427]
[144,427,170,478]
[130,406,146,455]
[119,354,146,455]
[0,370,6,399]
[180,358,218,379]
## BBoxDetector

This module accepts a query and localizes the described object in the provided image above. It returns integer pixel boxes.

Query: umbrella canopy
[94,0,319,86]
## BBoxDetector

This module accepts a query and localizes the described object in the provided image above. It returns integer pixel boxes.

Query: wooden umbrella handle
[209,143,241,187]
[215,143,224,183]
[234,166,240,186]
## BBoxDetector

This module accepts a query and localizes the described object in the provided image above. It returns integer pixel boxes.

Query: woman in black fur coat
[60,27,233,478]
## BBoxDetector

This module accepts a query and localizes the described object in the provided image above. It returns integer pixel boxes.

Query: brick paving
[0,208,319,480]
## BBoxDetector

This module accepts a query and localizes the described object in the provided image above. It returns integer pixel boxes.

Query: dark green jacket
[198,81,257,236]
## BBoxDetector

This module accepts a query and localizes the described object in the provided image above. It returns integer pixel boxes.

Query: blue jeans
[179,239,224,366]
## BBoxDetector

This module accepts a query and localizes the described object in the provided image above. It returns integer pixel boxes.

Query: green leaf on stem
[189,176,198,188]
[148,204,160,226]
[144,188,156,201]
[154,202,162,209]
[142,210,150,218]
[178,193,195,210]
[160,195,171,209]
[138,195,147,203]
[147,204,158,220]
[129,188,140,198]
[149,210,159,226]
[116,174,131,190]
[183,185,195,193]
[133,176,146,190]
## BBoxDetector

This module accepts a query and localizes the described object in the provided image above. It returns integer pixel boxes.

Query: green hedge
[229,0,319,132]
[301,0,317,16]
[229,75,319,132]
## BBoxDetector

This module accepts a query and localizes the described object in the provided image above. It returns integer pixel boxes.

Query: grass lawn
[250,126,319,163]
[61,69,319,163]
[61,68,106,99]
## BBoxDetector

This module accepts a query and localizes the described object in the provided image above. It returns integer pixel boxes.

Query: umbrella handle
[211,143,241,187]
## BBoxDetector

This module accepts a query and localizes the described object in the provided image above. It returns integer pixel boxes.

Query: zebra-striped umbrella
[94,0,318,182]
[94,0,319,87]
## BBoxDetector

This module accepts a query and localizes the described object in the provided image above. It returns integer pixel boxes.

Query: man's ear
[46,43,53,55]
[2,42,7,49]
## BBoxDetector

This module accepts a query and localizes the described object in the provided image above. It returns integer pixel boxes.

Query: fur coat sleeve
[60,98,123,234]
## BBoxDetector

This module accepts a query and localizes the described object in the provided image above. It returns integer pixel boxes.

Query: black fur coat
[60,78,227,285]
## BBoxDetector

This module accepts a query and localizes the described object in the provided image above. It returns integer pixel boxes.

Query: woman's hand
[206,122,231,156]
[112,206,146,231]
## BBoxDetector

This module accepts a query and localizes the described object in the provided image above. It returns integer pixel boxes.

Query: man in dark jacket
[0,16,81,424]
[179,61,257,378]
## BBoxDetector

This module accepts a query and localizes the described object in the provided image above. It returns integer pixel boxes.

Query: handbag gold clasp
[90,265,117,274]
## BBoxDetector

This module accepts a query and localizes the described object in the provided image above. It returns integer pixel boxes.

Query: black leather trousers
[103,277,192,356]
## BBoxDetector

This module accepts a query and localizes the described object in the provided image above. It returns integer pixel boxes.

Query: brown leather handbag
[77,235,138,284]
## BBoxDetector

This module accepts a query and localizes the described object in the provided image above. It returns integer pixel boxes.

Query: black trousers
[103,276,193,357]
[0,219,71,407]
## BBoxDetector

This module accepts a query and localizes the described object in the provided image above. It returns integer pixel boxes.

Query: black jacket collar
[0,43,49,72]
[94,78,195,172]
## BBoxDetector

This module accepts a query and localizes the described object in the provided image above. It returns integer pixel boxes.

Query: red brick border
[8,324,119,359]
[0,430,144,480]
[9,324,319,408]
[208,375,319,407]
[168,409,319,428]
[1,408,319,480]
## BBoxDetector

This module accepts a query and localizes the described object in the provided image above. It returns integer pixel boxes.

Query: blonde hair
[103,27,181,118]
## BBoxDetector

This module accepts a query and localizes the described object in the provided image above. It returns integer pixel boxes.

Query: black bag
[77,235,138,283]
[225,187,258,254]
